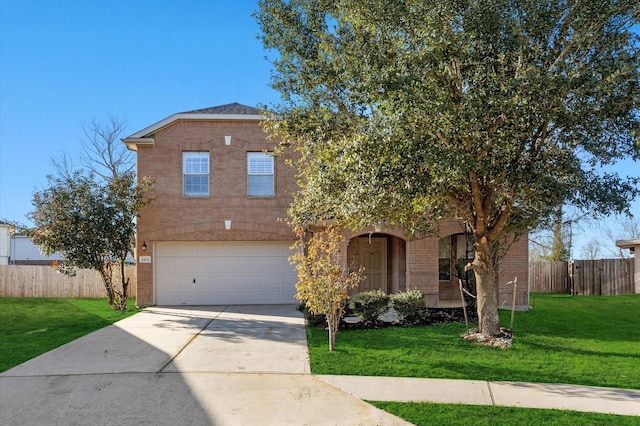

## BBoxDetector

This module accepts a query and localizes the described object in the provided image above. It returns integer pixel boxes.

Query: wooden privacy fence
[0,265,137,298]
[529,259,635,295]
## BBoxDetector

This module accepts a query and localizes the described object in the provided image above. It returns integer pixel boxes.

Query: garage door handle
[193,279,196,284]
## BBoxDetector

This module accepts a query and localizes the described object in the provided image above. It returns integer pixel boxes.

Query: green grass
[0,298,141,372]
[369,401,640,425]
[307,294,640,389]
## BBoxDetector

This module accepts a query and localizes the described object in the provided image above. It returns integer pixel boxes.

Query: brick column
[406,237,439,306]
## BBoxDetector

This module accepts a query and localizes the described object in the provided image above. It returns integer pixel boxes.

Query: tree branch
[470,172,487,235]
[487,201,512,242]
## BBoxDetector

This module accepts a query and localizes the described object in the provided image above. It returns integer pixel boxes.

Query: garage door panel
[155,242,297,305]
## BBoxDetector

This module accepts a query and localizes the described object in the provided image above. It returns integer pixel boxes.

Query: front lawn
[307,294,640,390]
[0,298,141,372]
[369,401,640,425]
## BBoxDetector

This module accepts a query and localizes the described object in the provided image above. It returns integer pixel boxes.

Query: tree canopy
[30,171,153,309]
[256,0,640,336]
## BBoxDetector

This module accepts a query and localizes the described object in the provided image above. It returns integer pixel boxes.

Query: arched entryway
[347,233,407,294]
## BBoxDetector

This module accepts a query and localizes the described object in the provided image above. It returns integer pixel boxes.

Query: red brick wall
[132,118,529,308]
[134,119,296,306]
[406,237,440,306]
[497,235,529,309]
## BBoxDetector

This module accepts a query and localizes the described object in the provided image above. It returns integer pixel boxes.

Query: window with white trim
[247,152,274,197]
[183,152,209,197]
[439,234,475,281]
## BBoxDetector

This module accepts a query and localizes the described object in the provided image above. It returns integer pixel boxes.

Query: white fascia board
[616,238,640,249]
[126,113,264,139]
[121,137,154,151]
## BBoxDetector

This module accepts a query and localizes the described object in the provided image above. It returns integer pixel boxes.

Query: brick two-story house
[123,103,529,308]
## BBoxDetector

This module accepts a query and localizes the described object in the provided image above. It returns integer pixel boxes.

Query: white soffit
[616,238,640,249]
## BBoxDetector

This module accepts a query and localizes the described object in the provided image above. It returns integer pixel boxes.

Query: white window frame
[183,152,210,197]
[247,152,274,197]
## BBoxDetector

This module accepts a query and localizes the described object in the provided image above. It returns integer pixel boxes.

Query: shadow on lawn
[521,339,640,359]
[502,381,640,400]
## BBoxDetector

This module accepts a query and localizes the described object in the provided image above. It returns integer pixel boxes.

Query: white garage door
[155,241,297,305]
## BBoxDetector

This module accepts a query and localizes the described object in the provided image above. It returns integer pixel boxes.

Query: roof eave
[615,238,640,250]
[122,137,154,152]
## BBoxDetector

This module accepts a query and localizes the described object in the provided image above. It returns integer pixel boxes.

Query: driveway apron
[0,305,411,426]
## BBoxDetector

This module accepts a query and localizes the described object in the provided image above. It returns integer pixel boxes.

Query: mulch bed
[462,327,514,348]
[335,306,479,330]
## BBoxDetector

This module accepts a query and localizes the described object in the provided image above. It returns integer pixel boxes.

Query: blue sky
[0,0,278,222]
[1,1,638,258]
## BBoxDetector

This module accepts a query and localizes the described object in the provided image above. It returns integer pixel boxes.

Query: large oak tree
[256,0,640,336]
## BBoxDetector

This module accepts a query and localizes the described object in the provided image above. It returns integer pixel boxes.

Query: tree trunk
[100,269,116,307]
[473,264,500,336]
[471,238,501,336]
[120,261,129,311]
[327,311,338,352]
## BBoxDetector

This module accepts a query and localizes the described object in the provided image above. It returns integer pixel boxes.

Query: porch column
[339,240,350,273]
[390,236,407,293]
[406,238,439,306]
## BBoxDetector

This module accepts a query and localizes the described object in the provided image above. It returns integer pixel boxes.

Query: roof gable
[122,102,263,150]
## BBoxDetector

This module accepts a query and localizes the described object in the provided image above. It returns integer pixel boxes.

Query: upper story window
[183,152,209,197]
[247,152,274,197]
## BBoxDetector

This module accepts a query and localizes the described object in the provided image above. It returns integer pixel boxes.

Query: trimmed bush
[352,290,390,322]
[391,290,428,323]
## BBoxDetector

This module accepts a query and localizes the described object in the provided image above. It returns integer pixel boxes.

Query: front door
[358,237,387,292]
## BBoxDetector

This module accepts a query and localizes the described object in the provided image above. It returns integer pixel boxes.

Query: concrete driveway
[0,305,411,426]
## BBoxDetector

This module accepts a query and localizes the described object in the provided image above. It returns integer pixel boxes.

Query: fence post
[568,260,574,295]
[510,277,517,331]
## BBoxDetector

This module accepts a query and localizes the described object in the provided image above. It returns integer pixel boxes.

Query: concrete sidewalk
[318,375,640,417]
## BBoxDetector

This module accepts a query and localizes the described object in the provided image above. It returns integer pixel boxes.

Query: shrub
[391,290,428,323]
[291,226,364,351]
[352,290,390,322]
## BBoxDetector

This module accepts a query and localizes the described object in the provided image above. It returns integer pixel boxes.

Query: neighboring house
[0,225,134,266]
[0,222,10,265]
[1,221,63,265]
[123,102,529,308]
[8,235,64,265]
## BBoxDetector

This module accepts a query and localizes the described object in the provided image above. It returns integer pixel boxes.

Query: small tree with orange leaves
[291,225,364,351]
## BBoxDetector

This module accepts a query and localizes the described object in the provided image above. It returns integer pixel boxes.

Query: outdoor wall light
[142,242,147,251]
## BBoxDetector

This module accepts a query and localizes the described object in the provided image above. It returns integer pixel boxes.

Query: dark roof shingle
[182,102,260,115]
